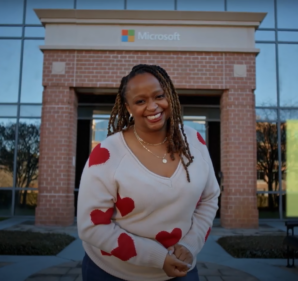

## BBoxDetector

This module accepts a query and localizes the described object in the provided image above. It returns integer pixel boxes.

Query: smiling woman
[77,64,220,281]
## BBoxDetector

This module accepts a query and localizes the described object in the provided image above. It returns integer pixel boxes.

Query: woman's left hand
[168,244,193,266]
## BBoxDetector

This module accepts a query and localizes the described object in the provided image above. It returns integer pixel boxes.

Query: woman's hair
[107,64,194,182]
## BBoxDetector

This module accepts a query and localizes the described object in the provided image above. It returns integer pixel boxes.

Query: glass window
[0,105,18,117]
[78,106,113,119]
[256,122,280,192]
[0,190,12,216]
[77,0,124,9]
[127,0,174,10]
[20,40,44,103]
[183,120,206,142]
[278,44,298,107]
[14,189,38,216]
[183,107,220,120]
[177,0,224,11]
[255,31,275,42]
[278,31,298,43]
[25,27,45,38]
[0,0,24,24]
[92,119,109,150]
[227,0,275,28]
[256,108,277,121]
[277,0,298,29]
[16,119,40,188]
[0,27,22,38]
[257,193,280,218]
[280,109,298,121]
[255,44,277,106]
[20,105,42,117]
[26,0,74,24]
[0,40,21,103]
[0,118,16,188]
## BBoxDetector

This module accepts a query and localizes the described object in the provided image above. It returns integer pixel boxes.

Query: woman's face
[125,72,170,132]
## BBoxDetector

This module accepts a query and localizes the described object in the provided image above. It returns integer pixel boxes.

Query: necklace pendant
[162,159,167,164]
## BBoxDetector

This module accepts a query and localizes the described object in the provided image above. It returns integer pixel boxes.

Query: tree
[256,122,286,210]
[0,121,40,208]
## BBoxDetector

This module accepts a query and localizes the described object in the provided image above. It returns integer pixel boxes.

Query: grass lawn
[217,235,298,258]
[0,231,75,255]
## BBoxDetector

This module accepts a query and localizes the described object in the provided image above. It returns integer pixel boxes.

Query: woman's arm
[177,142,220,258]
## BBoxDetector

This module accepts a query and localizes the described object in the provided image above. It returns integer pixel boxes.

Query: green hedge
[0,231,75,255]
[217,235,298,258]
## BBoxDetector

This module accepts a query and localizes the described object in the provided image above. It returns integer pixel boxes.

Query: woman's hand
[168,244,193,265]
[162,254,190,277]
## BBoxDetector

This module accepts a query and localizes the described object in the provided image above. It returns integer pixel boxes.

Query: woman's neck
[133,125,167,145]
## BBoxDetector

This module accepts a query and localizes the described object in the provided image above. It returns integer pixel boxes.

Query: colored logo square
[122,35,128,42]
[122,30,135,42]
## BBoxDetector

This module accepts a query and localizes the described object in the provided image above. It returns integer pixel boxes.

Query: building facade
[0,0,297,227]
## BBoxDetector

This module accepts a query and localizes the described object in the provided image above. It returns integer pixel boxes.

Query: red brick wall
[38,50,258,228]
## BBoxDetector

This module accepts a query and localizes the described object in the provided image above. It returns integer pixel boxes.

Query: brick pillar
[36,87,77,226]
[220,89,258,228]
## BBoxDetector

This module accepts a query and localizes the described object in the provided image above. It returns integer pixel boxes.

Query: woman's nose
[147,100,158,111]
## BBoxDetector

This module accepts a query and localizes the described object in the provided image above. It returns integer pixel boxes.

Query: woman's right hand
[163,254,190,277]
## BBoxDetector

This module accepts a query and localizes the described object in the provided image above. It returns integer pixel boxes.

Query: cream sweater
[77,125,220,281]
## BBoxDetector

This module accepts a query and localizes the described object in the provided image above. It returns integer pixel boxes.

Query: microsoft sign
[122,30,180,42]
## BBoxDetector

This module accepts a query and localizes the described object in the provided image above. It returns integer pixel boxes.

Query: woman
[77,64,220,281]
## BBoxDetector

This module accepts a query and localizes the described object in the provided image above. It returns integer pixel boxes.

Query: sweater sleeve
[77,143,168,269]
[178,139,220,258]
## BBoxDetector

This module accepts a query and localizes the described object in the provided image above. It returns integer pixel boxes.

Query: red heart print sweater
[77,125,220,281]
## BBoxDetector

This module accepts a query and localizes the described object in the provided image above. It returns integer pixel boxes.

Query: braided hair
[107,64,194,182]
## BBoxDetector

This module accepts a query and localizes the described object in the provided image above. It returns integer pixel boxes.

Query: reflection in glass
[0,190,12,216]
[283,193,298,218]
[0,0,24,24]
[278,44,298,107]
[227,0,275,28]
[21,40,44,103]
[92,119,109,151]
[0,40,21,103]
[183,107,220,120]
[0,119,16,187]
[78,106,113,119]
[0,105,18,117]
[25,27,45,38]
[177,0,224,11]
[255,44,277,106]
[278,31,298,42]
[20,105,42,117]
[280,109,298,121]
[0,27,22,38]
[14,189,38,216]
[255,108,277,121]
[16,119,40,189]
[183,120,206,142]
[257,193,280,218]
[255,31,275,42]
[256,123,284,195]
[26,0,74,24]
[127,0,174,10]
[277,0,298,29]
[77,0,124,9]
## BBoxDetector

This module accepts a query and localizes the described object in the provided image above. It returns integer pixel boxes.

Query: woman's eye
[136,100,144,104]
[156,94,165,99]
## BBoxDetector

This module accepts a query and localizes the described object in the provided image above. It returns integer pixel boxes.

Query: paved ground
[0,218,297,281]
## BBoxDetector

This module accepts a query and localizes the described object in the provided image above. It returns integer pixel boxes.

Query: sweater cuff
[148,245,168,269]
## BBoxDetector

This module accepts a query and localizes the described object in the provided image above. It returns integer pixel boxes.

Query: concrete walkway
[0,218,297,281]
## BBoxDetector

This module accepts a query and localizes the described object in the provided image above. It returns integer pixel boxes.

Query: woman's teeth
[147,113,161,120]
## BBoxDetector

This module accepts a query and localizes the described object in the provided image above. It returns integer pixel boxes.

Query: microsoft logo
[122,30,135,42]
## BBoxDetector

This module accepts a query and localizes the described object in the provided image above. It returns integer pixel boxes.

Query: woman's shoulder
[88,131,127,170]
[182,125,206,147]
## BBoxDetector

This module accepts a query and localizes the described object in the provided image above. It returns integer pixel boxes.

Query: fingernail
[168,250,173,255]
[187,264,192,268]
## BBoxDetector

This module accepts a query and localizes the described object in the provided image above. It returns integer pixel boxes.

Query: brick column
[36,87,77,226]
[220,89,258,228]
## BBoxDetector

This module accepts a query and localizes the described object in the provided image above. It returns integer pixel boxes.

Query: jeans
[82,253,199,281]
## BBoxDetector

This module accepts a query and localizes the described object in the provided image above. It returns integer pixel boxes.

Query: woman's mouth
[147,112,162,121]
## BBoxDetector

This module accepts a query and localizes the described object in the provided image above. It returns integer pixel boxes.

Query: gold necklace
[133,127,168,164]
[133,126,167,146]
